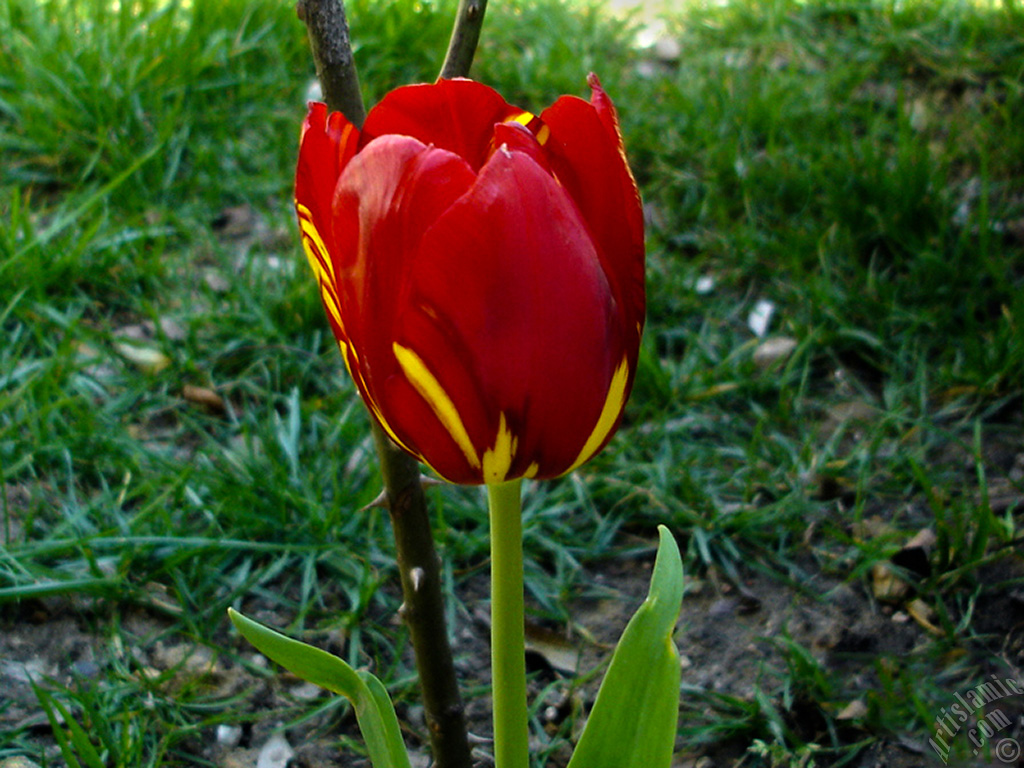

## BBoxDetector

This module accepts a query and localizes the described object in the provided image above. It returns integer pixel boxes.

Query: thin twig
[372,426,474,768]
[296,4,473,766]
[439,0,489,79]
[297,0,366,126]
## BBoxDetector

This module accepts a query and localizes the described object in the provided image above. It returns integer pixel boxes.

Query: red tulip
[295,75,645,485]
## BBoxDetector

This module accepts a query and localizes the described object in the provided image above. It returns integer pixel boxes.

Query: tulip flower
[295,74,645,486]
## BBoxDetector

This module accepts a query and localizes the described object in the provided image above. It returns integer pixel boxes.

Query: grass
[1,0,1022,765]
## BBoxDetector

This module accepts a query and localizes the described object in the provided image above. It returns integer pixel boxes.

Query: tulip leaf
[228,608,412,768]
[567,525,684,768]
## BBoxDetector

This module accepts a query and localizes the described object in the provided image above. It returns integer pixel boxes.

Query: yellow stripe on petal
[319,281,344,332]
[295,202,350,354]
[337,339,359,385]
[299,232,327,281]
[509,112,534,128]
[482,413,518,484]
[505,111,550,146]
[296,202,336,283]
[393,343,481,471]
[567,356,630,473]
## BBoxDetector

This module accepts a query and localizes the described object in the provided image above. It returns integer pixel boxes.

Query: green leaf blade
[228,608,412,768]
[567,525,684,768]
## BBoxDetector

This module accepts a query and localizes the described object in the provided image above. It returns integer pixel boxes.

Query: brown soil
[4,535,1023,768]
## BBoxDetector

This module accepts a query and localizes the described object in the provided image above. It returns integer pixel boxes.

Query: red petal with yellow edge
[541,79,645,346]
[491,121,551,173]
[380,147,628,484]
[328,135,477,450]
[295,103,359,258]
[360,79,522,171]
[295,78,644,484]
[295,103,360,345]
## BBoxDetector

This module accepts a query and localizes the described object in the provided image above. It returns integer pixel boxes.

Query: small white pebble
[216,724,243,747]
[257,733,294,768]
[748,299,775,337]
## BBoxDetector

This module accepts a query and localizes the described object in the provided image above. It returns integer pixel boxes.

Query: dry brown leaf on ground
[115,342,171,374]
[753,335,798,369]
[524,620,585,675]
[182,384,227,413]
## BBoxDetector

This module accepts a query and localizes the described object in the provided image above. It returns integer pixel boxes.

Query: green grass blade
[567,525,684,768]
[2,142,162,270]
[33,686,106,768]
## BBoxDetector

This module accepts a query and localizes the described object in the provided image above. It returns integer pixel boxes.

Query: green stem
[487,479,529,768]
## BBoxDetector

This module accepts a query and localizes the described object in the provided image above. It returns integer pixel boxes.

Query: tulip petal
[295,103,360,356]
[567,354,630,472]
[331,135,476,362]
[481,413,517,485]
[585,73,629,166]
[360,79,522,171]
[541,79,645,344]
[327,135,477,464]
[392,342,481,473]
[384,147,629,483]
[296,103,360,265]
[491,121,551,173]
[295,81,646,484]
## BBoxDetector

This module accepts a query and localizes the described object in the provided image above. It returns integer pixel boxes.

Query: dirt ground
[3,513,1023,768]
[2,412,1022,768]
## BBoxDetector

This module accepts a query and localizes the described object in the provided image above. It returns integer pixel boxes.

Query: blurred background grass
[1,0,1022,765]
